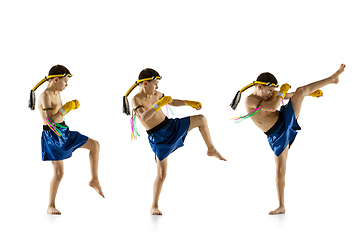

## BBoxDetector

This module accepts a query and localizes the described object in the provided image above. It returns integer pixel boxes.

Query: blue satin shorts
[41,122,88,161]
[265,99,301,157]
[147,117,190,161]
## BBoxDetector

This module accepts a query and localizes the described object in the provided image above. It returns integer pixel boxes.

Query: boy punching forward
[126,68,226,215]
[29,65,104,215]
[240,64,345,215]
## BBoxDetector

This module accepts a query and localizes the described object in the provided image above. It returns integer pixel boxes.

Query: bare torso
[132,91,167,130]
[38,90,64,125]
[245,94,280,132]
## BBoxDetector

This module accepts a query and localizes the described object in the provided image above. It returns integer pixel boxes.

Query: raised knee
[90,139,100,152]
[295,86,306,95]
[198,114,207,124]
[93,140,100,151]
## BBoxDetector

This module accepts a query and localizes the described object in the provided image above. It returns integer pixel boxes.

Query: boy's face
[144,79,159,95]
[258,85,275,100]
[55,77,69,91]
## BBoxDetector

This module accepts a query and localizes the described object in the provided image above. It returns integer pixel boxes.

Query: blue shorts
[265,99,301,157]
[41,122,89,161]
[147,117,190,161]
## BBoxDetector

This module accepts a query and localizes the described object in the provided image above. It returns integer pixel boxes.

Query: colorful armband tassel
[130,113,140,141]
[45,116,68,137]
[231,107,261,124]
[166,105,174,117]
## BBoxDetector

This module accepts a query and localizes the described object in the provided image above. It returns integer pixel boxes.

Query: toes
[150,209,162,215]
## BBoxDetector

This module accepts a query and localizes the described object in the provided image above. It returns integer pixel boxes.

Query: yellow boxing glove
[184,100,202,109]
[58,100,80,116]
[152,96,172,111]
[73,99,80,109]
[276,83,291,99]
[308,89,323,97]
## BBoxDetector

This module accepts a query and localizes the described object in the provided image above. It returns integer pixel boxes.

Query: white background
[1,0,359,239]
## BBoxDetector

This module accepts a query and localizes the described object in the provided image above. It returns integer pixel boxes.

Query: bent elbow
[137,113,150,122]
[142,116,150,122]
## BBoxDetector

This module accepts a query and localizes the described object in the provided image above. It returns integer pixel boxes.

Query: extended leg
[80,138,104,198]
[48,161,64,215]
[188,115,226,161]
[151,157,168,215]
[291,64,345,118]
[269,145,289,215]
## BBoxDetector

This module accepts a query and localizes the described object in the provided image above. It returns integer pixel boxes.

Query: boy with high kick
[29,65,104,215]
[123,68,226,215]
[232,64,345,215]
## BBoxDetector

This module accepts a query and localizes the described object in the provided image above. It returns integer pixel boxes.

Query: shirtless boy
[236,64,345,215]
[29,65,104,215]
[124,68,226,215]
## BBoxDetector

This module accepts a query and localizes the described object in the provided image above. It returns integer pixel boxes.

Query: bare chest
[50,95,63,112]
[250,110,279,132]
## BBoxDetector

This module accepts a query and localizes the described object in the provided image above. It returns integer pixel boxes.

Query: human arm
[131,95,172,122]
[245,96,282,112]
[132,97,157,122]
[273,91,294,99]
[168,99,185,106]
[40,93,63,123]
[40,93,79,122]
[285,92,294,99]
[275,89,322,99]
[168,98,202,110]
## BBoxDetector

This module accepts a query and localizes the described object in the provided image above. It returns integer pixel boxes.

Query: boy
[29,65,104,215]
[239,64,345,215]
[125,68,226,215]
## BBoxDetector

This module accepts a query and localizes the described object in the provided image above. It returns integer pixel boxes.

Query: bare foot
[47,205,61,215]
[89,180,105,198]
[331,64,346,84]
[269,206,286,215]
[207,148,227,161]
[150,206,163,215]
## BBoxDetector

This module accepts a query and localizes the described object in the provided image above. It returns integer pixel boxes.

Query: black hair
[28,65,71,110]
[48,65,71,78]
[138,68,160,80]
[230,72,278,110]
[256,72,278,86]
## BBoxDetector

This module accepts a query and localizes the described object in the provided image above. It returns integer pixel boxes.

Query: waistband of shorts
[43,121,66,130]
[264,113,284,136]
[146,117,169,135]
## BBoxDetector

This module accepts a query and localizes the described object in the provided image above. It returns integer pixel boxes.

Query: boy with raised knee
[123,68,226,215]
[29,65,104,215]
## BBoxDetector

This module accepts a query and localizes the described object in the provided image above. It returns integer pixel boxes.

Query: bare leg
[291,64,345,118]
[269,145,289,215]
[48,161,64,215]
[188,115,226,161]
[80,138,104,198]
[151,157,167,215]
